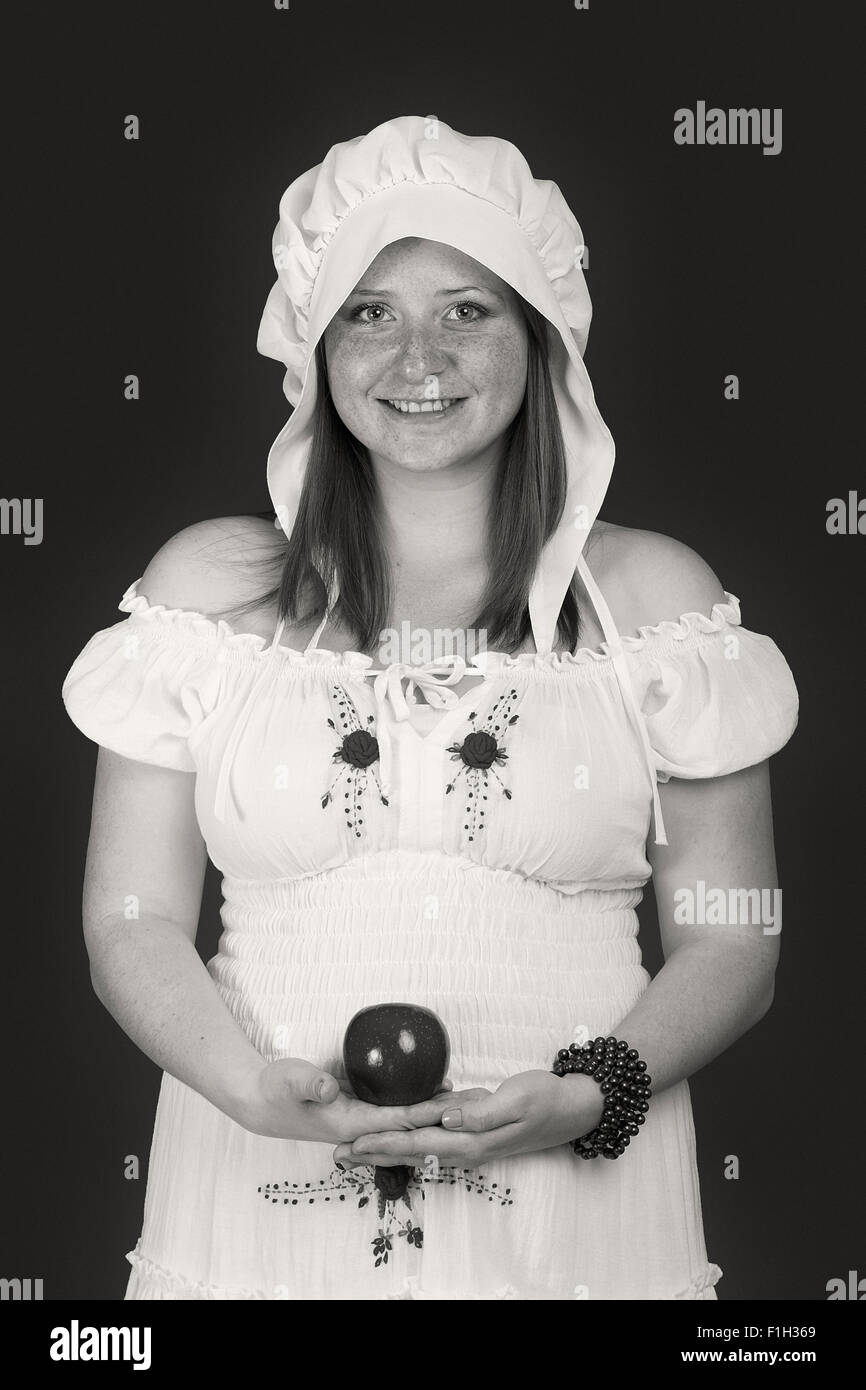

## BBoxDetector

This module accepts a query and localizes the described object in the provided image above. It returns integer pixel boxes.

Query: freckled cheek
[320,332,388,407]
[466,335,528,416]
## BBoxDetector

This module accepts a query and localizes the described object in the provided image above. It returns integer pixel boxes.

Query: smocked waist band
[215,853,645,976]
[209,856,649,1080]
[220,850,645,936]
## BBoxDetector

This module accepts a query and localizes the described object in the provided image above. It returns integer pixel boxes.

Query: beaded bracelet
[550,1035,652,1159]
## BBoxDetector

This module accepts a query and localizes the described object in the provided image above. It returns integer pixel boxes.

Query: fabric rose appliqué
[321,683,389,837]
[445,687,521,841]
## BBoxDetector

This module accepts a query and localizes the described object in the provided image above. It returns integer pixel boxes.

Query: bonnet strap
[576,553,668,847]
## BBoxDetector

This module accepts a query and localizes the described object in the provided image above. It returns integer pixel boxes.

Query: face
[321,238,529,475]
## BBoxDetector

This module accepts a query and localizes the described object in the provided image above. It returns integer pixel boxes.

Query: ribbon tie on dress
[371,654,471,801]
[607,642,668,847]
[573,553,668,847]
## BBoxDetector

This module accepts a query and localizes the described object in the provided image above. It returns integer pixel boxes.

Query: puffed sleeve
[61,580,226,771]
[627,593,799,782]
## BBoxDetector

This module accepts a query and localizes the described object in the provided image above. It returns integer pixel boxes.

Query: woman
[62,115,798,1300]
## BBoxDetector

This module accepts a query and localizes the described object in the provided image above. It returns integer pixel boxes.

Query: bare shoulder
[137,515,286,628]
[584,520,728,637]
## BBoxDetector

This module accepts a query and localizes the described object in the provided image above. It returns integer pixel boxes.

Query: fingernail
[316,1078,326,1098]
[442,1108,462,1128]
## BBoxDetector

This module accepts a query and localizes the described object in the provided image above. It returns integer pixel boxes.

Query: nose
[396,329,451,384]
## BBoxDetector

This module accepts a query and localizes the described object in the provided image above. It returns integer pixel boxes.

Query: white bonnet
[256,114,615,655]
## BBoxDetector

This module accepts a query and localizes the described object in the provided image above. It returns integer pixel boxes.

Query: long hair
[221,293,583,654]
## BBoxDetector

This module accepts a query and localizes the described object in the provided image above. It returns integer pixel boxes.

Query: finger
[339,1083,464,1133]
[337,1152,420,1171]
[398,1090,464,1127]
[360,1091,455,1132]
[350,1126,467,1161]
[333,1140,421,1171]
[280,1061,341,1104]
[444,1087,495,1105]
[309,1072,341,1104]
[439,1088,524,1134]
[397,1085,489,1128]
[351,1119,527,1162]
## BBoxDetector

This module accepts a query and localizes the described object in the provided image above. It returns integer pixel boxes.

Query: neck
[369,443,500,580]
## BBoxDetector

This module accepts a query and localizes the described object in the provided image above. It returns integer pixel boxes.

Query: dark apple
[343,1002,451,1106]
[343,1003,451,1204]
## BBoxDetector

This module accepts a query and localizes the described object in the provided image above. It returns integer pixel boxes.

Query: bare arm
[585,527,782,1092]
[612,758,781,1094]
[83,745,268,1119]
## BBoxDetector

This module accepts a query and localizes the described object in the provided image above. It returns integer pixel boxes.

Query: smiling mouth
[377,397,465,416]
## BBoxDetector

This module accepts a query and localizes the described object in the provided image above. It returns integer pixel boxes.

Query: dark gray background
[4,0,860,1299]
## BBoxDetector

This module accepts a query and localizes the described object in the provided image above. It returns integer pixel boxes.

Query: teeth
[385,398,457,413]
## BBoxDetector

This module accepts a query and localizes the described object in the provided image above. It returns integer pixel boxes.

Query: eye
[347,300,490,325]
[348,302,394,324]
[446,302,488,323]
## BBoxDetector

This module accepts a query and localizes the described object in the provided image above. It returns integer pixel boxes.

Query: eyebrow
[348,285,505,301]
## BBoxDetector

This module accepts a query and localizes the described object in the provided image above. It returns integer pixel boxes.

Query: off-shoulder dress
[61,554,798,1299]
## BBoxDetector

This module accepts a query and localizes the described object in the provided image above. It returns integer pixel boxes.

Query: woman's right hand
[232,1056,463,1143]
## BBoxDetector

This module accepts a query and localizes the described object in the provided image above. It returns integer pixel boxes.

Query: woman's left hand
[332,1069,605,1171]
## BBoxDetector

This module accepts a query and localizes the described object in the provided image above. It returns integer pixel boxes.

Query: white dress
[61,559,798,1300]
